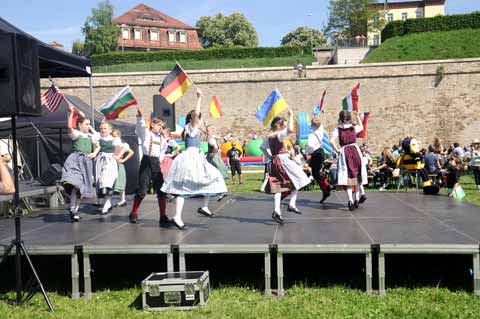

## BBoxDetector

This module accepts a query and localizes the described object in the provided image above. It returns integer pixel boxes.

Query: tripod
[0,117,53,311]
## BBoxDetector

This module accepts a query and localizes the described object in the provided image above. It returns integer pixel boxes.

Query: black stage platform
[0,192,479,298]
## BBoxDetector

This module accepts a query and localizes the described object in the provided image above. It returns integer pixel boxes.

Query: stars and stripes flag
[41,84,65,112]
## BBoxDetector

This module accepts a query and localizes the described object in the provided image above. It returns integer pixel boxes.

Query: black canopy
[0,17,91,78]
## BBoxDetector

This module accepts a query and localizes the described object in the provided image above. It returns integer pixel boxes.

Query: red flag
[319,89,327,112]
[358,112,370,138]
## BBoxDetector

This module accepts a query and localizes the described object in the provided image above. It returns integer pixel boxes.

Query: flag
[342,83,360,112]
[357,112,371,138]
[159,63,193,104]
[146,112,153,130]
[256,89,288,126]
[71,109,79,128]
[209,96,222,118]
[313,89,327,115]
[100,86,137,120]
[41,84,65,112]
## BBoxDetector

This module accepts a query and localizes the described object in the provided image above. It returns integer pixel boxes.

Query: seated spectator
[0,158,14,194]
[392,144,400,160]
[470,139,480,190]
[425,145,442,174]
[453,142,464,158]
[372,147,396,191]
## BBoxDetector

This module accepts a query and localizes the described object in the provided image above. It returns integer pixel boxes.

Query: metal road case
[141,271,210,311]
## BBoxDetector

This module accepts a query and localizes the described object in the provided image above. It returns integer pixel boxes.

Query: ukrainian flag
[256,89,288,126]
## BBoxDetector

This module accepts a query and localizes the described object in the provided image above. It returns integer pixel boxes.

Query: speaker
[153,95,175,130]
[38,163,63,186]
[0,32,41,117]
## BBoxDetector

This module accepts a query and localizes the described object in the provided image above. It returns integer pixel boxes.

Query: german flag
[159,63,193,104]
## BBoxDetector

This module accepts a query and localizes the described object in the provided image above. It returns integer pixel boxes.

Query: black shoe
[354,200,359,209]
[217,193,227,202]
[172,219,186,230]
[129,213,138,224]
[348,201,355,211]
[159,216,172,228]
[197,208,214,217]
[359,195,367,204]
[287,205,302,214]
[272,212,284,224]
[73,213,80,222]
[320,192,330,204]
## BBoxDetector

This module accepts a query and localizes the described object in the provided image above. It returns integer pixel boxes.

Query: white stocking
[174,196,185,227]
[201,196,212,215]
[347,187,353,203]
[274,193,282,215]
[289,190,298,208]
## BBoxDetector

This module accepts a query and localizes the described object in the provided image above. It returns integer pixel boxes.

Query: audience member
[0,158,14,194]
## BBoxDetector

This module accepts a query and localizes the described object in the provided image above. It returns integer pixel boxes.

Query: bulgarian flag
[209,96,222,118]
[357,112,371,138]
[100,86,137,120]
[342,83,360,112]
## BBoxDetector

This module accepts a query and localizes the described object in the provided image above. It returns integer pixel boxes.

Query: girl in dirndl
[330,110,367,211]
[161,88,227,230]
[265,109,311,224]
[111,128,134,207]
[206,124,229,180]
[94,121,122,214]
[61,105,99,222]
[160,127,180,179]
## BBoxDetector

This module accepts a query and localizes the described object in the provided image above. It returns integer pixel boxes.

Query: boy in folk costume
[112,128,134,207]
[94,121,123,214]
[129,107,170,226]
[61,105,99,222]
[265,109,311,224]
[161,89,227,230]
[306,116,331,204]
[330,110,367,211]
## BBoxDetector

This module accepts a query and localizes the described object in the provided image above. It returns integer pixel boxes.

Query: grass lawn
[2,286,480,319]
[363,28,480,63]
[93,55,316,73]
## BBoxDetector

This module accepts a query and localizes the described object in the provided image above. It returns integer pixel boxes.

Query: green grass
[2,286,480,319]
[363,28,480,63]
[93,55,316,73]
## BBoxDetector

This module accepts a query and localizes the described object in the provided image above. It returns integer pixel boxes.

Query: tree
[71,40,85,55]
[281,27,327,48]
[324,0,384,38]
[82,0,119,55]
[196,13,258,48]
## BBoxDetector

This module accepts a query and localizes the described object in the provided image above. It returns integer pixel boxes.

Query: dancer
[161,88,227,230]
[206,124,229,180]
[160,126,180,180]
[61,105,98,222]
[306,116,331,203]
[129,107,170,226]
[112,128,134,207]
[330,110,367,211]
[265,109,311,224]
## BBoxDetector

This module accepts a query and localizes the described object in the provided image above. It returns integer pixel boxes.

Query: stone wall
[43,58,480,152]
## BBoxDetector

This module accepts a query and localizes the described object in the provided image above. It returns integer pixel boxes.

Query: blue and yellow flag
[255,89,288,126]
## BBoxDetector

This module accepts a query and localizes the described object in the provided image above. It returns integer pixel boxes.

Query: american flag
[41,84,65,112]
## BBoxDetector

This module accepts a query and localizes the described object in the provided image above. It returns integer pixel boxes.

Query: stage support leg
[474,252,480,297]
[49,191,59,209]
[71,253,80,300]
[366,252,373,293]
[277,252,284,296]
[379,252,386,295]
[264,252,271,296]
[179,253,186,273]
[167,253,174,273]
[83,254,92,299]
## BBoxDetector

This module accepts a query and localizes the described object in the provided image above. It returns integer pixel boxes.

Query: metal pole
[36,135,40,178]
[11,117,22,303]
[88,77,94,128]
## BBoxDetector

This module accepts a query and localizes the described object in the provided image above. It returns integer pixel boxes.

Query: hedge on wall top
[91,46,311,66]
[381,11,480,42]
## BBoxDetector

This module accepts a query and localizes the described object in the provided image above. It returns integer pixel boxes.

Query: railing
[334,38,368,48]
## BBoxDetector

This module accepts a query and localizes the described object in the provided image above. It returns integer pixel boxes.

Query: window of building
[416,9,423,19]
[401,12,408,21]
[122,28,130,39]
[177,31,187,43]
[387,13,394,22]
[373,16,379,23]
[168,30,176,42]
[373,35,380,46]
[150,30,159,41]
[134,29,142,40]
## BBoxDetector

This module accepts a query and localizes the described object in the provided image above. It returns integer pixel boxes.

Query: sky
[1,0,479,52]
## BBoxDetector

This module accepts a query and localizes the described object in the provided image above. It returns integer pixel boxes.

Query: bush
[382,11,480,42]
[91,46,311,66]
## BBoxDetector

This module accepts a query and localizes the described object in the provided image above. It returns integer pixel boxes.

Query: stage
[0,192,479,298]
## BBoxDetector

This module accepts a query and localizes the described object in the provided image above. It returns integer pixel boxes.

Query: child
[161,89,227,229]
[446,155,464,200]
[112,128,134,207]
[264,109,311,224]
[160,127,180,179]
[330,110,367,211]
[206,124,229,180]
[306,116,331,204]
[129,107,169,226]
[61,105,99,222]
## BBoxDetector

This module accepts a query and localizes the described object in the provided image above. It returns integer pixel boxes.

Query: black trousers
[136,155,165,198]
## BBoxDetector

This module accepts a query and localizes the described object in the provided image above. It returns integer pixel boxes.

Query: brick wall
[44,58,480,152]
